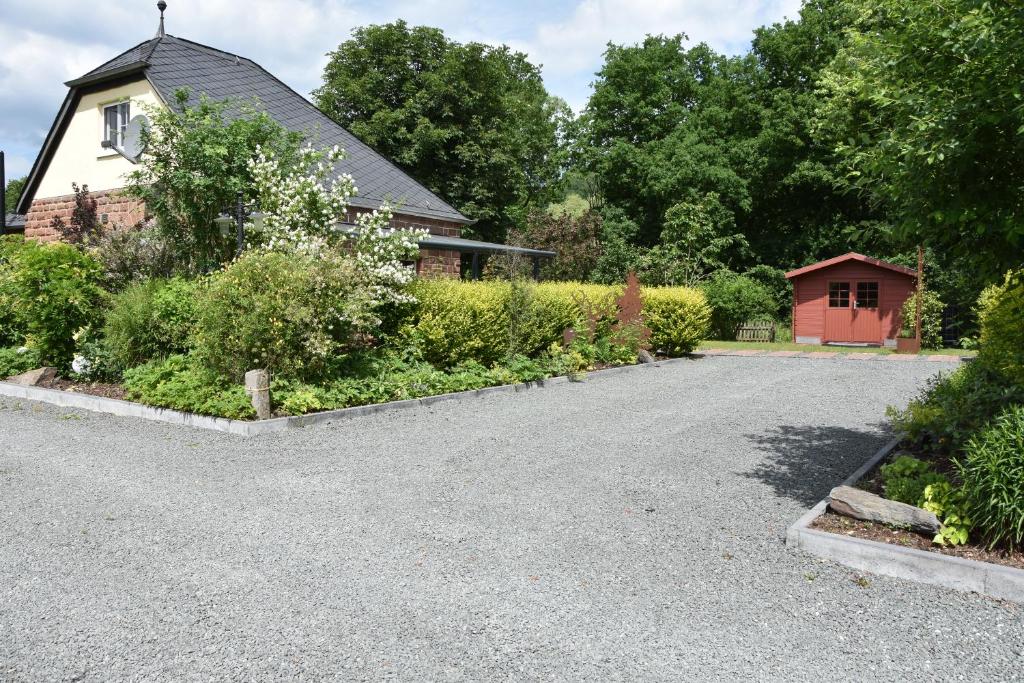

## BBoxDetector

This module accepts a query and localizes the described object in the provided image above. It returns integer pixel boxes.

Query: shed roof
[18,34,469,225]
[784,252,917,279]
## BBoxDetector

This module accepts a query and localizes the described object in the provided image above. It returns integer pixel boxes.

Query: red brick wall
[344,207,464,278]
[24,190,145,242]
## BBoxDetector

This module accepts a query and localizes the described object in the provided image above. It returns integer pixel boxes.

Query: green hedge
[400,279,710,367]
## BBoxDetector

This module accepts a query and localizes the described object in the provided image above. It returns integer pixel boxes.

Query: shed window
[856,282,879,308]
[828,282,850,308]
[103,101,130,148]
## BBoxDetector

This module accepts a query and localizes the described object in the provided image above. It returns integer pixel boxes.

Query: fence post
[244,369,271,420]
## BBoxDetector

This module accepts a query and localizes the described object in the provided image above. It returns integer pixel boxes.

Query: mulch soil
[35,376,127,401]
[812,511,1024,571]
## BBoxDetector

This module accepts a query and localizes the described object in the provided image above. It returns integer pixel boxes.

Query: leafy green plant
[103,277,202,371]
[879,455,948,506]
[122,355,255,420]
[957,404,1024,550]
[921,481,972,547]
[977,270,1024,387]
[888,361,1024,457]
[0,236,28,346]
[899,289,944,349]
[0,346,40,379]
[0,241,106,369]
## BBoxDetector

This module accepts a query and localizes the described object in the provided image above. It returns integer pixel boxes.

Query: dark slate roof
[36,34,469,224]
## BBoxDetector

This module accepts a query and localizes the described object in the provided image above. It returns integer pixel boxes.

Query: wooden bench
[735,320,776,343]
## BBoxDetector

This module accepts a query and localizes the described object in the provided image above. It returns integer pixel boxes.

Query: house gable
[33,78,163,202]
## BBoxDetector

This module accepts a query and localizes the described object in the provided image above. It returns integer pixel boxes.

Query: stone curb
[786,437,1024,604]
[0,356,696,438]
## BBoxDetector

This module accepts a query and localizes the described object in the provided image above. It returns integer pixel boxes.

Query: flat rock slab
[828,485,940,534]
[6,367,58,386]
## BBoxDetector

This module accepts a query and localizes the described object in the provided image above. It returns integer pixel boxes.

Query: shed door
[824,281,882,343]
[850,281,881,343]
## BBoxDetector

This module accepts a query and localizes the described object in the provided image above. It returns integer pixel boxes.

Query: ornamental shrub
[957,404,1024,550]
[887,361,1024,457]
[0,346,41,379]
[643,287,712,355]
[192,249,375,381]
[103,277,202,371]
[976,271,1024,387]
[899,289,945,349]
[0,240,105,369]
[879,455,949,506]
[700,271,776,340]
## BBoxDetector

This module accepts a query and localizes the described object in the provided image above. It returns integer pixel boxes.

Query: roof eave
[64,61,148,89]
[785,252,917,279]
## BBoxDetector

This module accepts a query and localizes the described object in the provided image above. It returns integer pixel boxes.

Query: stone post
[244,369,271,420]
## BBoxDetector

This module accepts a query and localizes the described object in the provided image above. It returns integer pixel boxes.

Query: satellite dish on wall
[119,114,149,163]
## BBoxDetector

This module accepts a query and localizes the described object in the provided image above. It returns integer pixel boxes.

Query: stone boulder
[828,485,940,535]
[5,367,58,387]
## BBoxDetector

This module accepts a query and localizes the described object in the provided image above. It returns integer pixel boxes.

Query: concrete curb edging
[0,356,696,437]
[786,438,1024,603]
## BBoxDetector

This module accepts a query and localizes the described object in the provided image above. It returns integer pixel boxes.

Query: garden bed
[32,375,127,401]
[811,511,1024,571]
[0,356,693,436]
[811,438,1024,572]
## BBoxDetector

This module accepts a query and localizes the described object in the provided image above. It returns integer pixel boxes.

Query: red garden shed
[785,253,917,346]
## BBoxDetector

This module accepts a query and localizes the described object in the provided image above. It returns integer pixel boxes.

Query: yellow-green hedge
[978,270,1024,387]
[402,279,710,367]
[643,287,713,356]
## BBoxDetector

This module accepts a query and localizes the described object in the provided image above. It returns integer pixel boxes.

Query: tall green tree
[819,0,1024,276]
[314,21,566,242]
[4,176,25,214]
[582,36,756,247]
[744,0,882,266]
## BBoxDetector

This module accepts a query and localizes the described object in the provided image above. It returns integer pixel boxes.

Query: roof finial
[156,1,167,38]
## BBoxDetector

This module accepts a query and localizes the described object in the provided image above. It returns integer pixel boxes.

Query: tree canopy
[819,0,1024,276]
[314,20,567,242]
[4,176,25,214]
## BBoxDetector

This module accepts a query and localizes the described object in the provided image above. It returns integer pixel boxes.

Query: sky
[0,0,802,185]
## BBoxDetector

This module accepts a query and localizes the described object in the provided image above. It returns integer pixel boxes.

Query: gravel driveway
[1,356,1021,680]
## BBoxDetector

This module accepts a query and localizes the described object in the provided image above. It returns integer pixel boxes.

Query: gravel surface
[1,356,1021,681]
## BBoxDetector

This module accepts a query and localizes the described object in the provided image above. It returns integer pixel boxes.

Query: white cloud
[515,0,803,109]
[0,0,802,179]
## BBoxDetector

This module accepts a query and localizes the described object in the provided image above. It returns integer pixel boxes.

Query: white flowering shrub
[248,144,426,308]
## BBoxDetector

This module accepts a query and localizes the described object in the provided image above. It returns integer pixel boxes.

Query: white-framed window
[102,101,130,148]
